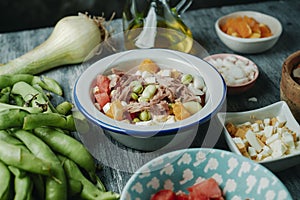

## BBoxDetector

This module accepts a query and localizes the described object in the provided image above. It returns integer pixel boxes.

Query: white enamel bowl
[73,49,226,151]
[217,101,300,172]
[215,11,282,54]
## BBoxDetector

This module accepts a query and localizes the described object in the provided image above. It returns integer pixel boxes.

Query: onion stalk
[0,13,109,75]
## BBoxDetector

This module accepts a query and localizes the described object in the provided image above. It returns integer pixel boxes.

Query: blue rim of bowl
[120,148,292,199]
[73,84,226,137]
[73,49,227,137]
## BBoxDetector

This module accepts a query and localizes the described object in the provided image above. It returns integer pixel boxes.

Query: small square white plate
[217,101,300,172]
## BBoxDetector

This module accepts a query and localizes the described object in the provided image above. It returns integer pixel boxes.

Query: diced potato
[182,101,202,115]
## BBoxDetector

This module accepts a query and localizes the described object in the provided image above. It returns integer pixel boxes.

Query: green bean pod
[0,130,24,146]
[59,156,120,200]
[31,75,63,96]
[30,174,45,200]
[34,127,96,180]
[0,161,11,200]
[68,178,83,197]
[23,113,75,131]
[0,87,11,103]
[32,84,57,112]
[8,166,33,200]
[0,102,42,113]
[0,140,52,176]
[0,109,27,130]
[55,101,73,115]
[12,129,67,200]
[11,81,52,112]
[0,74,34,89]
[11,94,25,107]
[0,74,62,95]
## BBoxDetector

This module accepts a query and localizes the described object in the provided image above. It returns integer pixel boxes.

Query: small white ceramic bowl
[74,49,226,151]
[121,148,292,200]
[215,11,282,54]
[204,53,259,95]
[217,101,300,172]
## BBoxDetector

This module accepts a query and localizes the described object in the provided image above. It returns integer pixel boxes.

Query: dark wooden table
[0,0,299,199]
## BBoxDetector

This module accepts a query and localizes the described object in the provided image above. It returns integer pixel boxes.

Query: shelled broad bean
[0,74,119,200]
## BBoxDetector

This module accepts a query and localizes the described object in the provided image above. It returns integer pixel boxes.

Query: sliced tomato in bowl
[151,190,176,200]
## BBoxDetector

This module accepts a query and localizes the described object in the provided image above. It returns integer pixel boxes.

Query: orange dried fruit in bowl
[252,23,261,34]
[243,16,256,28]
[259,23,273,37]
[250,23,262,38]
[236,19,252,38]
[220,15,273,38]
[226,27,238,37]
[221,17,235,32]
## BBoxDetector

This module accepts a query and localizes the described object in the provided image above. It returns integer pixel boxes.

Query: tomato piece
[188,178,222,199]
[175,192,189,200]
[151,190,176,200]
[96,74,110,94]
[189,192,209,200]
[94,92,110,108]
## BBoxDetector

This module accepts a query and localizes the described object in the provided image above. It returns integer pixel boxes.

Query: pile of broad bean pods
[0,74,119,200]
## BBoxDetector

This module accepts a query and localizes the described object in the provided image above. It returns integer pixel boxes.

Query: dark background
[0,0,278,33]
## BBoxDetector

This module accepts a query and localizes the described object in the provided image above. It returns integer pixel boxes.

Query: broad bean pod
[55,101,73,115]
[11,81,52,112]
[0,87,11,103]
[0,74,62,96]
[31,75,63,96]
[0,74,34,89]
[32,84,58,113]
[11,94,25,106]
[29,174,45,200]
[0,140,53,176]
[0,130,24,147]
[23,112,75,131]
[8,166,33,200]
[0,109,27,130]
[0,102,42,113]
[34,127,96,181]
[59,156,120,200]
[0,161,11,200]
[13,129,67,200]
[68,178,83,197]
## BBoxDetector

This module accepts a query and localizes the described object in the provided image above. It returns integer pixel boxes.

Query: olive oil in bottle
[123,0,193,53]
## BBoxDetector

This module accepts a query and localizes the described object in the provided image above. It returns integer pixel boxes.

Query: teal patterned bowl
[121,148,292,200]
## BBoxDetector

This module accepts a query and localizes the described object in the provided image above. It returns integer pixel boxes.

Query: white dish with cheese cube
[217,101,300,172]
